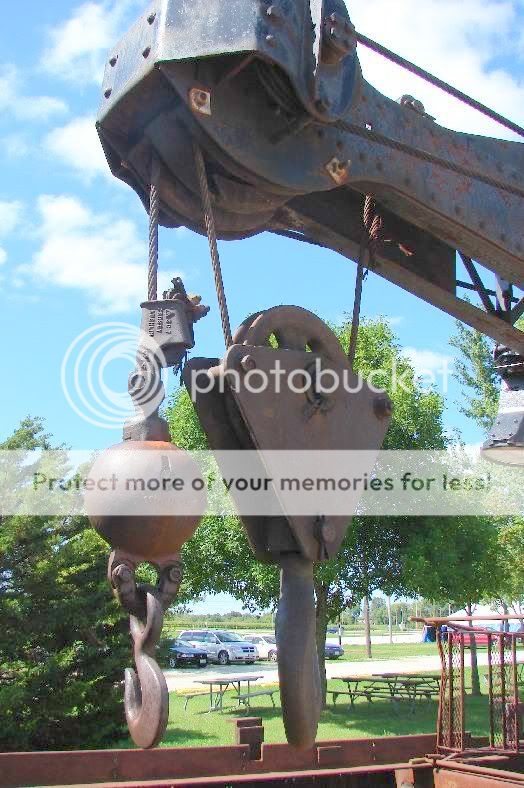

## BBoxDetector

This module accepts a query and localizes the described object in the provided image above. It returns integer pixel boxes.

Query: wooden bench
[176,690,209,711]
[233,689,277,711]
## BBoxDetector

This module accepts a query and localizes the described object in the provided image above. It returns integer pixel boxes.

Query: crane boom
[97,0,524,351]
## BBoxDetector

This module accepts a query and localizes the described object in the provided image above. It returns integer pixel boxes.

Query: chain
[193,142,233,348]
[354,31,524,140]
[148,158,160,302]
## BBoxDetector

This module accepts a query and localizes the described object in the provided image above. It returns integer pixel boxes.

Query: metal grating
[437,629,465,751]
[488,632,522,751]
[431,616,524,757]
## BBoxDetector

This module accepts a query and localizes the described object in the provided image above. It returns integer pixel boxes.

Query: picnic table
[377,672,441,692]
[484,662,524,685]
[193,674,264,712]
[331,673,440,713]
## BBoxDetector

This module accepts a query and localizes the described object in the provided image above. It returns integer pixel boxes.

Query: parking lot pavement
[164,660,279,692]
[164,650,508,692]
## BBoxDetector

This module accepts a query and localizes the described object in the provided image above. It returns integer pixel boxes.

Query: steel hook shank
[276,554,321,750]
[125,591,169,749]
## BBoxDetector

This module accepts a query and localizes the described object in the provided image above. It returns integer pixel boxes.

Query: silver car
[244,634,278,661]
[179,630,258,665]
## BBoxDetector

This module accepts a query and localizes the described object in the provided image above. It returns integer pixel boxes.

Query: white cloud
[0,64,67,122]
[402,347,455,394]
[402,347,454,374]
[41,0,143,84]
[348,0,524,138]
[20,195,151,313]
[0,249,6,266]
[44,116,109,181]
[402,347,454,373]
[0,200,23,237]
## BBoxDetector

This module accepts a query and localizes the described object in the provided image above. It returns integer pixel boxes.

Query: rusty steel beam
[282,196,524,355]
[434,759,524,786]
[67,762,434,787]
[0,734,437,787]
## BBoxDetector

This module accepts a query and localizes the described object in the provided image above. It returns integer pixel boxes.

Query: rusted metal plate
[44,763,434,787]
[0,746,250,788]
[434,760,524,786]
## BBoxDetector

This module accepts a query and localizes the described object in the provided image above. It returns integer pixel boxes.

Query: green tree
[403,514,502,695]
[449,321,498,430]
[169,317,449,701]
[0,417,129,751]
[497,518,524,619]
[450,319,524,671]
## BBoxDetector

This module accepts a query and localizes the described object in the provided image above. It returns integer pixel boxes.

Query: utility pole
[387,596,393,644]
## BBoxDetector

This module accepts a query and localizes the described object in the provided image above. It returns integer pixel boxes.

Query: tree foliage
[0,418,129,751]
[497,518,524,615]
[449,321,498,430]
[450,319,524,613]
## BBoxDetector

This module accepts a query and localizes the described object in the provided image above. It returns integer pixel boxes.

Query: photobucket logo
[188,358,380,399]
[61,323,168,429]
[187,356,452,399]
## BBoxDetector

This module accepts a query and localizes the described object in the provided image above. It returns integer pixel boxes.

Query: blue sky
[1,1,523,609]
[3,0,523,452]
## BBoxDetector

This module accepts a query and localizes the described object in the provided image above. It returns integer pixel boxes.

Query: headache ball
[85,441,206,559]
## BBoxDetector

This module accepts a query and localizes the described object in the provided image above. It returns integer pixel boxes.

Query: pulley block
[184,305,391,563]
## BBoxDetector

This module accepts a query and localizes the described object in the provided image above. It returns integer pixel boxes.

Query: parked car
[325,642,344,659]
[158,639,208,669]
[449,630,524,647]
[244,634,278,661]
[179,630,258,665]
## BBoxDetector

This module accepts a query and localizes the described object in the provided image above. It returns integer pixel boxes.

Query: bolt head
[374,395,393,420]
[189,87,212,116]
[241,355,257,372]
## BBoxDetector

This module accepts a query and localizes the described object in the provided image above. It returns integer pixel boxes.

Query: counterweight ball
[85,441,206,559]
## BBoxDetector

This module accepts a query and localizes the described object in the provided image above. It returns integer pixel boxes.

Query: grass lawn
[117,672,490,750]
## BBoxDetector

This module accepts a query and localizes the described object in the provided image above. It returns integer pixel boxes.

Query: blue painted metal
[96,0,524,352]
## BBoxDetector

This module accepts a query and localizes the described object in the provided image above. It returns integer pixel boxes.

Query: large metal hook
[109,551,182,749]
[125,591,169,749]
[275,554,321,750]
